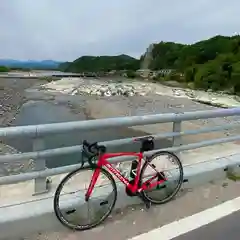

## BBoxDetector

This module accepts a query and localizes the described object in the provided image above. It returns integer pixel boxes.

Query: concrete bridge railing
[0,108,240,195]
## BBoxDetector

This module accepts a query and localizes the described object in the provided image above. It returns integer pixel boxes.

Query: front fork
[85,167,101,201]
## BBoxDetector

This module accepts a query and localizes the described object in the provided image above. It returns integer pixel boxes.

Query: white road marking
[129,196,240,240]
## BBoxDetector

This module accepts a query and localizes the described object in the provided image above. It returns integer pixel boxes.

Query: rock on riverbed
[42,78,152,97]
[0,143,34,177]
[41,77,240,108]
[72,83,151,96]
[157,88,240,108]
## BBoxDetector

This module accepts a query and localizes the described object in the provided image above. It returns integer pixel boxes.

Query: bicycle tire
[140,151,183,204]
[53,166,117,231]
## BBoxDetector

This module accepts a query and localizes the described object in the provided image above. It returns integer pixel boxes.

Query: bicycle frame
[85,152,167,200]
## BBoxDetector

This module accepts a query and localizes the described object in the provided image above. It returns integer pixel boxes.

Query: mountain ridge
[0,59,63,69]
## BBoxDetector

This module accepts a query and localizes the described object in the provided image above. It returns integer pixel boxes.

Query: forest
[60,35,240,94]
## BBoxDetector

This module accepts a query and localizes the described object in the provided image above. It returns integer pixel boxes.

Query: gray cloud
[0,0,239,61]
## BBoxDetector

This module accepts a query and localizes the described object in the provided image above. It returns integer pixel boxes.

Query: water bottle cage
[130,160,138,179]
[129,139,154,180]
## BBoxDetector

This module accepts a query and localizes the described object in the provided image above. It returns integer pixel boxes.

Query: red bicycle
[54,136,183,231]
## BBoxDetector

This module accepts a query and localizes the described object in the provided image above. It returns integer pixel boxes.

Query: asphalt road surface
[129,196,240,240]
[174,210,240,240]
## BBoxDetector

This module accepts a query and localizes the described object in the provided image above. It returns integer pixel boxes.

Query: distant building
[136,69,152,78]
[157,69,173,75]
[136,69,174,78]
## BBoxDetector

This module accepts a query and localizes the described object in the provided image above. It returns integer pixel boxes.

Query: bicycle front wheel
[54,166,117,231]
[140,151,183,204]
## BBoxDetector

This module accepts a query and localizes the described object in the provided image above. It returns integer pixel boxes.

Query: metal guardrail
[0,108,240,194]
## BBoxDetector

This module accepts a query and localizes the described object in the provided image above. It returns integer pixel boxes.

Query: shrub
[0,66,9,72]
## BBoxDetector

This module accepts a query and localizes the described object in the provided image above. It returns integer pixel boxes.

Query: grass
[38,77,53,82]
[226,169,240,181]
[38,76,60,82]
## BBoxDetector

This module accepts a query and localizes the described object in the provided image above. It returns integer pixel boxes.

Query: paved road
[174,210,240,240]
[129,194,240,240]
[5,180,240,240]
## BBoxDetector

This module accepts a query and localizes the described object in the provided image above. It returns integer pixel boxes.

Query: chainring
[125,179,137,197]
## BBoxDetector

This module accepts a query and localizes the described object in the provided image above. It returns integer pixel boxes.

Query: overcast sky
[0,0,239,61]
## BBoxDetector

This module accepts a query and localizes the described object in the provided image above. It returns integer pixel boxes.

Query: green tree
[0,66,9,72]
[126,70,136,78]
[184,66,197,83]
[61,55,140,73]
[231,62,240,94]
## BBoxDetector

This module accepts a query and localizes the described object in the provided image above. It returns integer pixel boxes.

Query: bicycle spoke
[140,151,183,204]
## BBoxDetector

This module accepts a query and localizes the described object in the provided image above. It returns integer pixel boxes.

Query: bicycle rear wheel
[54,166,117,231]
[140,151,183,204]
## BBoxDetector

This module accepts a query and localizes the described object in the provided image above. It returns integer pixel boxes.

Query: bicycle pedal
[100,200,109,206]
[156,184,166,190]
[65,209,76,215]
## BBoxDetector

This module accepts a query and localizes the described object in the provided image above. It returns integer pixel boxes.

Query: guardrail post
[32,138,50,195]
[172,121,182,158]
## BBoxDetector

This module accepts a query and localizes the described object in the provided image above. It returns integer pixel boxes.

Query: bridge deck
[5,178,240,240]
